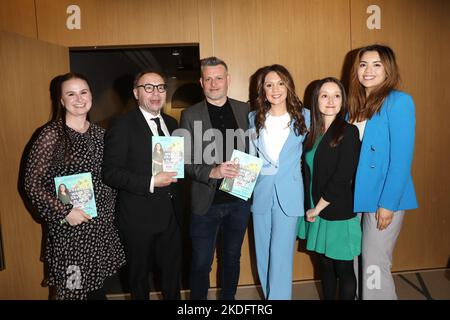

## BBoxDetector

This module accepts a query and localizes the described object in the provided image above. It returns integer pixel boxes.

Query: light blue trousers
[252,193,299,300]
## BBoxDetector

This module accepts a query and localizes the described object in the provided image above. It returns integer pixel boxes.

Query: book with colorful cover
[219,149,263,201]
[152,136,184,179]
[54,172,97,218]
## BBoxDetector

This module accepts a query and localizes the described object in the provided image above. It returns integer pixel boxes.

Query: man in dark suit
[103,70,181,300]
[180,57,250,300]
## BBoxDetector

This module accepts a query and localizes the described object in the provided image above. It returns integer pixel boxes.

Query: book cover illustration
[54,172,98,218]
[152,136,184,179]
[219,149,263,201]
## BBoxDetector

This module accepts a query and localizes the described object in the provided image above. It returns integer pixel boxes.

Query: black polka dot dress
[24,120,126,300]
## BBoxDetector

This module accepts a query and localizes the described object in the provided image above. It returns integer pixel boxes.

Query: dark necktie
[151,117,165,136]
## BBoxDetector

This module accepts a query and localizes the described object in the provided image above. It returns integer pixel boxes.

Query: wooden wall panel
[35,0,200,47]
[350,0,450,272]
[211,0,351,103]
[0,31,69,299]
[0,0,37,38]
[197,0,214,58]
[210,0,352,284]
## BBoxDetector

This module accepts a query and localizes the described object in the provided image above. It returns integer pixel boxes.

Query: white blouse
[353,119,367,141]
[262,112,291,163]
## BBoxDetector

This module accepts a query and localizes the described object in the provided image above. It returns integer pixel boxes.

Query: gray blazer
[179,98,250,215]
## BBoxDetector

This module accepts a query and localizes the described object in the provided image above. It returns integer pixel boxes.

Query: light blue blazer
[354,90,418,213]
[249,109,310,216]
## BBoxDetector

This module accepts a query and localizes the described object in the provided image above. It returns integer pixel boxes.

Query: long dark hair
[348,44,400,122]
[153,143,163,154]
[56,72,92,161]
[305,77,347,150]
[250,64,307,136]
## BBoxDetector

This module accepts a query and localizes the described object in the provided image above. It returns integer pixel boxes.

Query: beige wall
[0,0,37,39]
[0,0,448,298]
[35,0,200,46]
[0,31,69,299]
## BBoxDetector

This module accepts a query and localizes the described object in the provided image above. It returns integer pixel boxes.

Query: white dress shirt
[139,106,170,137]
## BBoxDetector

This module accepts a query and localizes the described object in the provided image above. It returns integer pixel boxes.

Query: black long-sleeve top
[303,121,361,221]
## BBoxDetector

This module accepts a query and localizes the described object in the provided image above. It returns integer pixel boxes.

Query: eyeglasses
[136,83,167,93]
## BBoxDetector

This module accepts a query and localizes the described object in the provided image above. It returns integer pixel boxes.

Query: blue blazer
[354,90,418,213]
[249,109,310,216]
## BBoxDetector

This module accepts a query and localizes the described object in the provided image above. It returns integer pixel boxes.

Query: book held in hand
[152,136,184,178]
[54,172,97,218]
[219,149,263,201]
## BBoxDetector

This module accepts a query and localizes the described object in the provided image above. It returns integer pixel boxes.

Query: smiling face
[263,71,288,109]
[318,82,342,120]
[133,72,166,115]
[357,50,387,95]
[60,78,92,118]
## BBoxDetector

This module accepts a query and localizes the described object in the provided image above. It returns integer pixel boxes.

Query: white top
[353,119,367,141]
[262,112,291,163]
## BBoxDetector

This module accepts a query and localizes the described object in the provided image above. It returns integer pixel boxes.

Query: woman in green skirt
[298,77,361,300]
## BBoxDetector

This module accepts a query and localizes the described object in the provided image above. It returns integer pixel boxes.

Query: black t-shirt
[206,99,241,204]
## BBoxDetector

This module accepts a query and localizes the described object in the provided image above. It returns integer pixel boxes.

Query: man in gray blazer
[180,57,250,300]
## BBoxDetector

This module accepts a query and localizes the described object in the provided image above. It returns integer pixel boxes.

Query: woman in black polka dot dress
[24,73,125,300]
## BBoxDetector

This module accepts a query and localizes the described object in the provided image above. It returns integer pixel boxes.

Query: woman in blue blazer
[249,64,309,299]
[348,45,418,300]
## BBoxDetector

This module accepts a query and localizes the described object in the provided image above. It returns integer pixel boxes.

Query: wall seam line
[210,0,214,56]
[33,0,39,40]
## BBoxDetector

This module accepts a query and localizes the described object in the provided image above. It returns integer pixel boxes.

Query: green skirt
[297,215,361,261]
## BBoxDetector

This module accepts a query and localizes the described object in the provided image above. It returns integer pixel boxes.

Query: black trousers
[120,212,182,300]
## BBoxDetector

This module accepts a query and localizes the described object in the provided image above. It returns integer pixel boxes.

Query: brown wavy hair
[348,44,400,122]
[250,64,307,136]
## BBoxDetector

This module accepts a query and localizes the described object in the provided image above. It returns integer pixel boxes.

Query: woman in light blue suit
[249,65,309,299]
[348,45,418,300]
